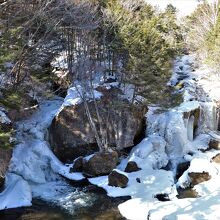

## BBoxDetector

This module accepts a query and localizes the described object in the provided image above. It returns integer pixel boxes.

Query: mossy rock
[0,124,14,150]
[0,88,38,122]
[0,89,24,111]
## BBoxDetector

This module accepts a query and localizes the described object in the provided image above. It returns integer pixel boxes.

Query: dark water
[0,185,128,220]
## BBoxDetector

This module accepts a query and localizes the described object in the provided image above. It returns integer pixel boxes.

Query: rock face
[49,86,147,162]
[82,151,118,177]
[108,170,128,188]
[188,172,211,186]
[124,161,141,173]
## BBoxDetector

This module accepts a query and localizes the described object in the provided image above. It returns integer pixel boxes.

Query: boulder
[82,151,118,177]
[188,172,211,186]
[49,86,147,162]
[124,161,141,173]
[212,153,220,164]
[70,156,83,172]
[209,139,220,150]
[108,170,128,188]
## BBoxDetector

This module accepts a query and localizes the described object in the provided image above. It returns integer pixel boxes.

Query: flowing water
[0,192,127,220]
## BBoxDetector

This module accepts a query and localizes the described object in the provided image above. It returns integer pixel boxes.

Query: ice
[0,173,32,210]
[57,85,103,115]
[0,110,11,124]
[129,135,168,169]
[0,97,84,211]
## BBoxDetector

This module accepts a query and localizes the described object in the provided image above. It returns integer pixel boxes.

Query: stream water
[0,193,127,220]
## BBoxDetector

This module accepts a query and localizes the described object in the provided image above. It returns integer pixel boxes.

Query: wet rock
[188,172,211,186]
[49,86,147,162]
[212,153,220,164]
[124,161,141,173]
[155,193,170,201]
[136,178,141,183]
[108,170,128,188]
[176,161,190,179]
[70,156,83,172]
[209,139,220,150]
[82,151,118,177]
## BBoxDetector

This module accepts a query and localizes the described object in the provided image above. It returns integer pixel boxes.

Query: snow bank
[0,173,32,210]
[89,167,176,199]
[129,135,168,169]
[148,188,220,220]
[57,85,103,115]
[0,97,84,211]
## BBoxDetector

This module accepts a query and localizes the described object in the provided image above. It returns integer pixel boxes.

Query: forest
[1,0,220,220]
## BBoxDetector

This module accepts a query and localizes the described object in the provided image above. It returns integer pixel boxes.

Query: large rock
[82,151,118,177]
[188,172,211,186]
[212,153,220,164]
[124,161,141,173]
[209,139,220,150]
[70,156,83,173]
[108,170,128,188]
[49,86,147,162]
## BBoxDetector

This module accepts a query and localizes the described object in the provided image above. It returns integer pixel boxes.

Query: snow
[57,84,103,115]
[0,173,32,210]
[129,135,168,169]
[0,110,11,124]
[0,97,84,211]
[51,52,68,70]
[89,167,176,199]
[148,188,220,220]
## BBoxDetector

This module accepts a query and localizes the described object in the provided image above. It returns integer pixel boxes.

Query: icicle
[187,115,194,141]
